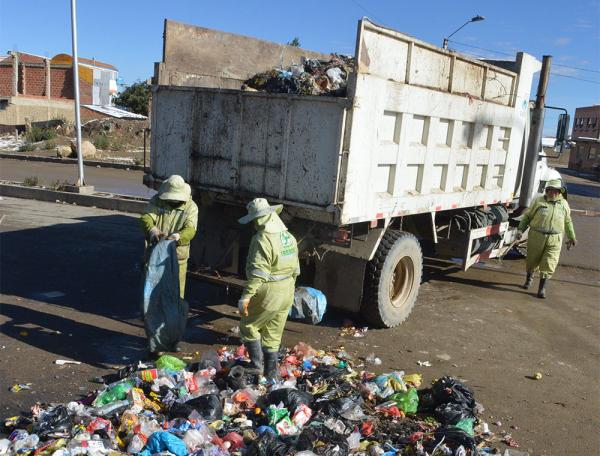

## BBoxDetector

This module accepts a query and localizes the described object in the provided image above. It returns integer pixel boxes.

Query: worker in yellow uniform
[237,198,300,381]
[518,179,576,298]
[140,175,199,299]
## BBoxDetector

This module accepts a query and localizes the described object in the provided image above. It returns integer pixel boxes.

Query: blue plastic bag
[289,287,327,324]
[139,431,187,456]
[142,240,188,352]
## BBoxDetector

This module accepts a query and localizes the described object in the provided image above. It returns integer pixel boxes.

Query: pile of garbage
[1,343,508,455]
[242,55,354,97]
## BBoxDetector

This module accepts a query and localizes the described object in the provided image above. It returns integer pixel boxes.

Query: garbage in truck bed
[242,54,355,97]
[2,346,514,455]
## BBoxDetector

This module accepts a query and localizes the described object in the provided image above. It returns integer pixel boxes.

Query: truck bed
[149,19,541,225]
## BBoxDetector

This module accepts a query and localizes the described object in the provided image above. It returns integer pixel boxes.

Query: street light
[443,15,485,50]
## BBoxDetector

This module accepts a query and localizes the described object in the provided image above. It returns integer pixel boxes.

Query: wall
[572,105,600,140]
[0,96,75,127]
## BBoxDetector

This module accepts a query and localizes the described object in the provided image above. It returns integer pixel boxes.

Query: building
[568,105,600,174]
[0,51,119,130]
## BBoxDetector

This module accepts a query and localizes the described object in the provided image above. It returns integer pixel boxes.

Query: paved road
[0,197,599,455]
[0,158,154,198]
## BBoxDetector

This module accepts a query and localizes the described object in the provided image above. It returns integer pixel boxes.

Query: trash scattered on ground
[2,343,514,455]
[243,54,355,97]
[529,372,543,380]
[9,384,32,393]
[418,360,432,367]
[55,360,82,366]
[339,322,368,338]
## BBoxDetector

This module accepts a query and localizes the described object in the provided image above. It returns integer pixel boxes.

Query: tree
[287,37,301,47]
[114,81,151,116]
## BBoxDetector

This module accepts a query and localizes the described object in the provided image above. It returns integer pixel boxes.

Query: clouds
[553,37,572,46]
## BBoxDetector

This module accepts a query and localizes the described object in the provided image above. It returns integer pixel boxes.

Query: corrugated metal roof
[82,105,147,119]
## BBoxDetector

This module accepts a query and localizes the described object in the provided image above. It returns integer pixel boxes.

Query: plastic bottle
[346,430,361,450]
[92,399,130,417]
[92,382,133,406]
[127,434,146,454]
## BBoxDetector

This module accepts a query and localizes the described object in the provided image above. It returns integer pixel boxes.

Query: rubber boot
[537,278,548,299]
[263,350,279,382]
[522,272,533,290]
[244,339,264,375]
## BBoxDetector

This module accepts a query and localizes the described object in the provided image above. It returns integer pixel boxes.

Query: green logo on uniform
[280,232,295,257]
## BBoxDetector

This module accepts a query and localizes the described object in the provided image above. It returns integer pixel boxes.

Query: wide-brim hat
[159,175,191,202]
[544,179,564,192]
[238,198,283,224]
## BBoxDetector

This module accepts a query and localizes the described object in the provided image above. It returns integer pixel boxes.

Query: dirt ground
[0,181,599,455]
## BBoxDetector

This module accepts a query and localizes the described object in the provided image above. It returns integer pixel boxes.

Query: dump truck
[145,19,568,327]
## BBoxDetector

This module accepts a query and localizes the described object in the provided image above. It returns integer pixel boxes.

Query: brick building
[568,105,600,174]
[0,51,118,129]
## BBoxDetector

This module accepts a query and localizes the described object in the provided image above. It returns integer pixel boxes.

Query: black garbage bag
[169,394,223,420]
[416,388,436,413]
[431,426,476,452]
[294,425,349,456]
[318,395,364,420]
[261,388,313,413]
[309,365,346,383]
[435,402,474,425]
[246,431,290,456]
[33,405,71,437]
[186,394,223,420]
[431,377,475,410]
[227,365,247,390]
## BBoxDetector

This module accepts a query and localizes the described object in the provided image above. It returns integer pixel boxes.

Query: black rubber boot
[244,339,264,375]
[537,278,548,299]
[263,350,279,382]
[523,272,534,290]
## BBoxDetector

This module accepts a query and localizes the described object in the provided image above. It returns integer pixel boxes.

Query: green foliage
[114,81,150,116]
[19,143,36,152]
[49,179,69,191]
[25,126,57,143]
[92,133,111,150]
[43,140,56,150]
[92,133,126,151]
[287,37,301,47]
[23,176,39,187]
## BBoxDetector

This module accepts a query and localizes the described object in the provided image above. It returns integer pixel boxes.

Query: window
[589,147,597,159]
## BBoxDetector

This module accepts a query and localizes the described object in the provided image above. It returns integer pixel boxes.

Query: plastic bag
[33,405,72,437]
[227,366,247,390]
[454,418,475,437]
[143,240,189,352]
[138,431,187,456]
[435,403,474,425]
[183,427,216,452]
[431,426,476,452]
[431,377,475,410]
[186,394,223,420]
[320,396,365,420]
[263,388,313,413]
[389,388,419,414]
[246,431,289,456]
[289,287,327,324]
[156,354,187,372]
[231,388,260,409]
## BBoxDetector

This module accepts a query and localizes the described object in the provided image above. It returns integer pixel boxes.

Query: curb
[0,152,147,172]
[0,183,148,214]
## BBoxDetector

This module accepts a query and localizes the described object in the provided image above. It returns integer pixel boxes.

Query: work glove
[168,232,181,242]
[566,239,577,250]
[149,227,162,242]
[238,297,250,317]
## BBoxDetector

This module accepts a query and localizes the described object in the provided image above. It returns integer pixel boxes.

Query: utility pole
[68,0,93,193]
[519,55,552,208]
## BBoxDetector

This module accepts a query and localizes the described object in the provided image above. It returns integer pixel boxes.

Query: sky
[1,0,599,134]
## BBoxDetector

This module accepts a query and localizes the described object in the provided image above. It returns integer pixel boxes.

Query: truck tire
[362,231,422,328]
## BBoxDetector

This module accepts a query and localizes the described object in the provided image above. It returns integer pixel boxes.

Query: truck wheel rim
[390,256,414,308]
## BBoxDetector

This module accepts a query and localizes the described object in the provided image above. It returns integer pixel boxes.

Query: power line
[554,63,600,74]
[449,39,600,75]
[550,73,600,85]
